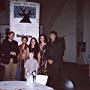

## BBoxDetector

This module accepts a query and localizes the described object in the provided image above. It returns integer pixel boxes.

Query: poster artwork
[10,1,40,45]
[14,5,36,23]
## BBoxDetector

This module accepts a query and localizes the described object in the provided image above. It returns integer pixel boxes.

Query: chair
[36,75,48,85]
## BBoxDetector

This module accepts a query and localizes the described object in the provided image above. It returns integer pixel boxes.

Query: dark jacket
[46,38,64,64]
[1,39,19,64]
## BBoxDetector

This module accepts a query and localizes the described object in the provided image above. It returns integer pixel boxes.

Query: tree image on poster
[10,0,40,45]
[14,6,36,23]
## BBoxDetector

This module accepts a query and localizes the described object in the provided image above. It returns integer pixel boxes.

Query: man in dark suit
[46,31,64,90]
[1,31,19,80]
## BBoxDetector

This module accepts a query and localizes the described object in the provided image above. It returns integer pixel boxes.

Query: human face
[22,38,27,44]
[31,39,36,46]
[8,33,14,40]
[29,53,34,59]
[50,33,56,42]
[40,36,45,43]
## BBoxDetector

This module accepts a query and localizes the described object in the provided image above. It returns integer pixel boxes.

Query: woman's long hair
[39,34,47,44]
[29,37,39,48]
[29,37,39,60]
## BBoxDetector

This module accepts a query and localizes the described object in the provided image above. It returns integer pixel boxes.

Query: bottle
[33,71,36,83]
[26,72,30,85]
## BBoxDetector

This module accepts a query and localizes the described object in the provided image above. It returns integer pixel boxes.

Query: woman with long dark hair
[29,37,40,60]
[38,34,47,75]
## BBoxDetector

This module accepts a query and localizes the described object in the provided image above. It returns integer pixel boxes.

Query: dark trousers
[0,65,5,81]
[47,63,63,90]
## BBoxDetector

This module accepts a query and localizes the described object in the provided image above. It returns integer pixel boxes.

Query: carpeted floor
[0,62,90,90]
[57,62,90,90]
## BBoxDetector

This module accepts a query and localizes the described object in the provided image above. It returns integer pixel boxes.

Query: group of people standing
[1,31,65,90]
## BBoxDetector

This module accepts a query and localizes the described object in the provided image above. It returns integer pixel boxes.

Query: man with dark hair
[49,31,57,37]
[46,31,64,90]
[1,31,19,80]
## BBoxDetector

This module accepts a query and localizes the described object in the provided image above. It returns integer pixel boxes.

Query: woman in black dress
[38,34,47,75]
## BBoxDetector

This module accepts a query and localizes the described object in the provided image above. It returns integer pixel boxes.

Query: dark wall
[84,0,90,58]
[40,0,76,62]
[40,0,90,63]
[0,0,9,24]
[0,0,90,63]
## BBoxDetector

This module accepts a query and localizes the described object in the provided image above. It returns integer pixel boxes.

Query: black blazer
[46,38,64,64]
[1,39,19,64]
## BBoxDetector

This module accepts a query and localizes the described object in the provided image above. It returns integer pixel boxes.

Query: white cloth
[24,58,39,72]
[36,75,48,85]
[0,81,54,90]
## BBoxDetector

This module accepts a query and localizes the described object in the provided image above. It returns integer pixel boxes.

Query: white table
[0,81,54,90]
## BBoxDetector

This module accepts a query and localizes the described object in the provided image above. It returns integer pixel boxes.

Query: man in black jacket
[46,31,64,90]
[1,31,19,80]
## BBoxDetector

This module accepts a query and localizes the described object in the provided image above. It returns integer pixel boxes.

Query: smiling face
[50,33,56,42]
[22,38,28,44]
[8,33,14,40]
[40,36,45,43]
[31,39,36,46]
[29,52,34,59]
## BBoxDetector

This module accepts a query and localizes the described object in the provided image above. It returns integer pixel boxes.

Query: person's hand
[0,62,3,65]
[48,59,53,64]
[10,51,16,56]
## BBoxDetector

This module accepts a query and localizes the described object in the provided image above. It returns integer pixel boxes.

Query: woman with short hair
[17,36,29,80]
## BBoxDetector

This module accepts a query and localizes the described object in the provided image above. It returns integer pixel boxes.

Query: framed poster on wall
[10,0,40,45]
